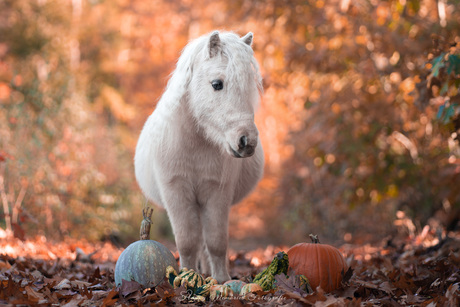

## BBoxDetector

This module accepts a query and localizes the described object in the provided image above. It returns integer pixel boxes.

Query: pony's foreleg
[202,198,231,283]
[162,186,201,271]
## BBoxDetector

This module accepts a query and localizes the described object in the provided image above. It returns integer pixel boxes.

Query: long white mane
[163,31,263,110]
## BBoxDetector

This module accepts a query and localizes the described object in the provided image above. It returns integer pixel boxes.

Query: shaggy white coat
[134,31,264,283]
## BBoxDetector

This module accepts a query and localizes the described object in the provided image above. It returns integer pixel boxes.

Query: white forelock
[162,31,263,110]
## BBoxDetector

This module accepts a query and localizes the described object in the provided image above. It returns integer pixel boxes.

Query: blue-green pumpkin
[224,280,246,294]
[114,240,178,288]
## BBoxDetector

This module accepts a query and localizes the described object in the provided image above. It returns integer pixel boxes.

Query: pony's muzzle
[230,134,257,158]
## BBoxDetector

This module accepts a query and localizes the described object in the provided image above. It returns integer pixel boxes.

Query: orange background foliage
[0,0,459,247]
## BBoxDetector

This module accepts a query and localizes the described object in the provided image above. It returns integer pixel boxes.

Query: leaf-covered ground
[0,228,459,306]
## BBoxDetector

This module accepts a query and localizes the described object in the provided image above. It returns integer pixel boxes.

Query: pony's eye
[211,79,224,91]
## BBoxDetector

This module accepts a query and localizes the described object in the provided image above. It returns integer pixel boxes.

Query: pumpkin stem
[140,207,154,240]
[309,234,320,244]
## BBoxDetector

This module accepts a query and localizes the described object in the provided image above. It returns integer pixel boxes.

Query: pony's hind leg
[197,242,211,276]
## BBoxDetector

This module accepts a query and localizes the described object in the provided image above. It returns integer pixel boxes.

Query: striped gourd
[205,277,218,286]
[194,275,219,297]
[209,285,234,300]
[166,265,178,286]
[173,269,205,291]
[240,283,263,296]
[190,295,206,303]
[195,282,213,297]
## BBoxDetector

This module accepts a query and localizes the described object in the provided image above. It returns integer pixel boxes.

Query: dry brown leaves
[0,229,459,306]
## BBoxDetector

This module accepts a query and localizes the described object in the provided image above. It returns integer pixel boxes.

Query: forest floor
[0,227,459,306]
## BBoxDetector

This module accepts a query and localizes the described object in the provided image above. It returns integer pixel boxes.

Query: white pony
[134,31,264,283]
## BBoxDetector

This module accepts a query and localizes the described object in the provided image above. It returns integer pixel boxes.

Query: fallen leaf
[379,281,395,295]
[302,287,328,305]
[70,280,92,289]
[0,260,11,270]
[445,283,459,306]
[101,288,118,306]
[25,285,47,303]
[341,267,354,284]
[314,294,346,307]
[275,272,312,296]
[119,279,142,297]
[61,295,85,307]
[54,278,71,290]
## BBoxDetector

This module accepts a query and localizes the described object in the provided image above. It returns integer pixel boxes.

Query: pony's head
[169,31,263,158]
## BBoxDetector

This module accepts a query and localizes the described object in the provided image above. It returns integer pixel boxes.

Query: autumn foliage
[0,0,459,253]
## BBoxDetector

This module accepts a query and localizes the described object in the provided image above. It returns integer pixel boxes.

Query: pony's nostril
[239,135,248,149]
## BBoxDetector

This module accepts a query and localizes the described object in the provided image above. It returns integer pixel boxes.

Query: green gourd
[240,283,263,295]
[252,251,289,291]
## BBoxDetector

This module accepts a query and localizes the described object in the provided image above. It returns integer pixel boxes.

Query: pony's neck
[156,90,203,139]
[158,86,184,112]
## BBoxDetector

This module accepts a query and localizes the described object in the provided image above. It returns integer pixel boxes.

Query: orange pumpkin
[287,234,347,292]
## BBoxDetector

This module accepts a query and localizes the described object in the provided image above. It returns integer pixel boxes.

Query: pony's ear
[208,31,221,58]
[242,32,253,46]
